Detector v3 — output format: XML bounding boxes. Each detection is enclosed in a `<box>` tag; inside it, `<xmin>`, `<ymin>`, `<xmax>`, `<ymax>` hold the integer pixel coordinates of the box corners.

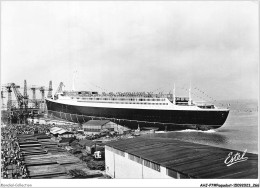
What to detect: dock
<box><xmin>15</xmin><ymin>133</ymin><xmax>102</xmax><ymax>179</ymax></box>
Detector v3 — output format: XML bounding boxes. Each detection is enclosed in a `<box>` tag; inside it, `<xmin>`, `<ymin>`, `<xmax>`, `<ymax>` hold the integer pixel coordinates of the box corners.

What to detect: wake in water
<box><xmin>176</xmin><ymin>129</ymin><xmax>216</xmax><ymax>133</ymax></box>
<box><xmin>152</xmin><ymin>99</ymin><xmax>258</xmax><ymax>153</ymax></box>
<box><xmin>155</xmin><ymin>129</ymin><xmax>216</xmax><ymax>134</ymax></box>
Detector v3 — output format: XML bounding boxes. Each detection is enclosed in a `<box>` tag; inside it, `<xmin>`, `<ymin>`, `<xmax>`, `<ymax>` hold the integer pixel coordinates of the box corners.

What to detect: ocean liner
<box><xmin>45</xmin><ymin>85</ymin><xmax>229</xmax><ymax>131</ymax></box>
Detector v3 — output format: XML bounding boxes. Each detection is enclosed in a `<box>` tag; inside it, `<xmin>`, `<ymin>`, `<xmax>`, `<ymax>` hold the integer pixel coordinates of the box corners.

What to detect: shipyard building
<box><xmin>105</xmin><ymin>137</ymin><xmax>258</xmax><ymax>179</ymax></box>
<box><xmin>82</xmin><ymin>120</ymin><xmax>130</xmax><ymax>135</ymax></box>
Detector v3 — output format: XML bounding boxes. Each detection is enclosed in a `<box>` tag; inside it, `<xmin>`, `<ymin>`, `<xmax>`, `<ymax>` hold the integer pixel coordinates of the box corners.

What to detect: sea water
<box><xmin>146</xmin><ymin>99</ymin><xmax>258</xmax><ymax>154</ymax></box>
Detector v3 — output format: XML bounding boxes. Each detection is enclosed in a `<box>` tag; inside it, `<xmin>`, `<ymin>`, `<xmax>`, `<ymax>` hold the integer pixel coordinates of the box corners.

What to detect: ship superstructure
<box><xmin>46</xmin><ymin>84</ymin><xmax>229</xmax><ymax>131</ymax></box>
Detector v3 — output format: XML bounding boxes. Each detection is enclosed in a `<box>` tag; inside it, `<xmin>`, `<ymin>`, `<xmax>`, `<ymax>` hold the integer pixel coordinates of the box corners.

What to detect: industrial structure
<box><xmin>1</xmin><ymin>80</ymin><xmax>53</xmax><ymax>124</ymax></box>
<box><xmin>105</xmin><ymin>137</ymin><xmax>258</xmax><ymax>179</ymax></box>
<box><xmin>82</xmin><ymin>120</ymin><xmax>130</xmax><ymax>135</ymax></box>
<box><xmin>47</xmin><ymin>80</ymin><xmax>53</xmax><ymax>99</ymax></box>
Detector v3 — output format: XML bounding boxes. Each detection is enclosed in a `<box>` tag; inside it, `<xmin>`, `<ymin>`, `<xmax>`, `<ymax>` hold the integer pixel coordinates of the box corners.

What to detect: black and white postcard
<box><xmin>1</xmin><ymin>1</ymin><xmax>259</xmax><ymax>187</ymax></box>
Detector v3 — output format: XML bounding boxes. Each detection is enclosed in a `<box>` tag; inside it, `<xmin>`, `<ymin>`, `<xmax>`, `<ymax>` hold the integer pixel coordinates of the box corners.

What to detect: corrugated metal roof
<box><xmin>105</xmin><ymin>137</ymin><xmax>258</xmax><ymax>179</ymax></box>
<box><xmin>82</xmin><ymin>120</ymin><xmax>110</xmax><ymax>126</ymax></box>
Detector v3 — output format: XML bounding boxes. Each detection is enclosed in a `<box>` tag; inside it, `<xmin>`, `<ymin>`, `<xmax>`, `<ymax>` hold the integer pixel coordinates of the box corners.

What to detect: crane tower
<box><xmin>23</xmin><ymin>80</ymin><xmax>28</xmax><ymax>111</ymax></box>
<box><xmin>47</xmin><ymin>81</ymin><xmax>53</xmax><ymax>98</ymax></box>
<box><xmin>30</xmin><ymin>85</ymin><xmax>37</xmax><ymax>108</ymax></box>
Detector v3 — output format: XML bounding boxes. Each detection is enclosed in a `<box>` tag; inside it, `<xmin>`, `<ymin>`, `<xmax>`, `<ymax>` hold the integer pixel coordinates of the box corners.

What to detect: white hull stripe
<box><xmin>46</xmin><ymin>98</ymin><xmax>229</xmax><ymax>112</ymax></box>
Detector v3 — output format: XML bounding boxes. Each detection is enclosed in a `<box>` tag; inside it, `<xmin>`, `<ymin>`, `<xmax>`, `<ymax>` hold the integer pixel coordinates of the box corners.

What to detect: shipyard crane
<box><xmin>4</xmin><ymin>84</ymin><xmax>13</xmax><ymax>115</ymax></box>
<box><xmin>1</xmin><ymin>89</ymin><xmax>6</xmax><ymax>108</ymax></box>
<box><xmin>1</xmin><ymin>84</ymin><xmax>14</xmax><ymax>112</ymax></box>
<box><xmin>23</xmin><ymin>80</ymin><xmax>29</xmax><ymax>111</ymax></box>
<box><xmin>9</xmin><ymin>82</ymin><xmax>40</xmax><ymax>123</ymax></box>
<box><xmin>2</xmin><ymin>81</ymin><xmax>50</xmax><ymax>124</ymax></box>
<box><xmin>2</xmin><ymin>84</ymin><xmax>13</xmax><ymax>113</ymax></box>
<box><xmin>0</xmin><ymin>89</ymin><xmax>16</xmax><ymax>110</ymax></box>
<box><xmin>1</xmin><ymin>83</ymin><xmax>21</xmax><ymax>124</ymax></box>
<box><xmin>1</xmin><ymin>87</ymin><xmax>13</xmax><ymax>124</ymax></box>
<box><xmin>28</xmin><ymin>85</ymin><xmax>48</xmax><ymax>108</ymax></box>
<box><xmin>55</xmin><ymin>82</ymin><xmax>65</xmax><ymax>95</ymax></box>
<box><xmin>39</xmin><ymin>86</ymin><xmax>49</xmax><ymax>112</ymax></box>
<box><xmin>10</xmin><ymin>83</ymin><xmax>24</xmax><ymax>109</ymax></box>
<box><xmin>54</xmin><ymin>82</ymin><xmax>65</xmax><ymax>100</ymax></box>
<box><xmin>10</xmin><ymin>83</ymin><xmax>28</xmax><ymax>123</ymax></box>
<box><xmin>30</xmin><ymin>85</ymin><xmax>39</xmax><ymax>108</ymax></box>
<box><xmin>39</xmin><ymin>86</ymin><xmax>48</xmax><ymax>100</ymax></box>
<box><xmin>11</xmin><ymin>81</ymin><xmax>50</xmax><ymax>109</ymax></box>
<box><xmin>19</xmin><ymin>83</ymin><xmax>45</xmax><ymax>109</ymax></box>
<box><xmin>47</xmin><ymin>80</ymin><xmax>53</xmax><ymax>98</ymax></box>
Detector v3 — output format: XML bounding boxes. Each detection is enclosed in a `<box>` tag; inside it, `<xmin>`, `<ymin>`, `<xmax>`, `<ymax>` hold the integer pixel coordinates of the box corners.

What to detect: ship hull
<box><xmin>45</xmin><ymin>99</ymin><xmax>229</xmax><ymax>130</ymax></box>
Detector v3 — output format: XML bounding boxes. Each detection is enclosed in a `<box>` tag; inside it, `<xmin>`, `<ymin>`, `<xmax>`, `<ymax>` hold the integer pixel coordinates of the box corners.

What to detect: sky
<box><xmin>1</xmin><ymin>1</ymin><xmax>259</xmax><ymax>101</ymax></box>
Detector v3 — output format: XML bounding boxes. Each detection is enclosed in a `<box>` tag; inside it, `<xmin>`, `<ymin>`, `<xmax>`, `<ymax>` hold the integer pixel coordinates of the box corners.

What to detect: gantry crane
<box><xmin>30</xmin><ymin>85</ymin><xmax>38</xmax><ymax>108</ymax></box>
<box><xmin>47</xmin><ymin>80</ymin><xmax>53</xmax><ymax>98</ymax></box>
<box><xmin>39</xmin><ymin>86</ymin><xmax>49</xmax><ymax>112</ymax></box>
<box><xmin>0</xmin><ymin>88</ymin><xmax>15</xmax><ymax>109</ymax></box>
<box><xmin>1</xmin><ymin>83</ymin><xmax>20</xmax><ymax>124</ymax></box>
<box><xmin>2</xmin><ymin>80</ymin><xmax>52</xmax><ymax>124</ymax></box>
<box><xmin>29</xmin><ymin>85</ymin><xmax>48</xmax><ymax>109</ymax></box>
<box><xmin>6</xmin><ymin>84</ymin><xmax>12</xmax><ymax>115</ymax></box>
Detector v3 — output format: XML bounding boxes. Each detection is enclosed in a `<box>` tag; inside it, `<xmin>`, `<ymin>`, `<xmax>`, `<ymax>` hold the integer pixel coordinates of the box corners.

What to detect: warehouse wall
<box><xmin>143</xmin><ymin>165</ymin><xmax>170</xmax><ymax>179</ymax></box>
<box><xmin>105</xmin><ymin>147</ymin><xmax>115</xmax><ymax>178</ymax></box>
<box><xmin>116</xmin><ymin>153</ymin><xmax>142</xmax><ymax>178</ymax></box>
<box><xmin>105</xmin><ymin>146</ymin><xmax>173</xmax><ymax>179</ymax></box>
<box><xmin>105</xmin><ymin>147</ymin><xmax>142</xmax><ymax>178</ymax></box>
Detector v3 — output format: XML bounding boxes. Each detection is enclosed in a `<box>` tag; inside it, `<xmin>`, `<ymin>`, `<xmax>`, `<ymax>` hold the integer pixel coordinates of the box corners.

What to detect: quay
<box><xmin>105</xmin><ymin>137</ymin><xmax>258</xmax><ymax>179</ymax></box>
<box><xmin>1</xmin><ymin>124</ymin><xmax>106</xmax><ymax>179</ymax></box>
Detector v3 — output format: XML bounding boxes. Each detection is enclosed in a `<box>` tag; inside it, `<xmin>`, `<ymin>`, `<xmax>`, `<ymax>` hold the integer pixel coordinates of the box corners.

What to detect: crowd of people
<box><xmin>1</xmin><ymin>123</ymin><xmax>58</xmax><ymax>179</ymax></box>
<box><xmin>1</xmin><ymin>124</ymin><xmax>30</xmax><ymax>179</ymax></box>
<box><xmin>1</xmin><ymin>121</ymin><xmax>87</xmax><ymax>179</ymax></box>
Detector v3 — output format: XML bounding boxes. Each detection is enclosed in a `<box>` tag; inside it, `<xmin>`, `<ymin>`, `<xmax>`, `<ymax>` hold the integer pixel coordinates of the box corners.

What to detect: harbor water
<box><xmin>146</xmin><ymin>99</ymin><xmax>258</xmax><ymax>154</ymax></box>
